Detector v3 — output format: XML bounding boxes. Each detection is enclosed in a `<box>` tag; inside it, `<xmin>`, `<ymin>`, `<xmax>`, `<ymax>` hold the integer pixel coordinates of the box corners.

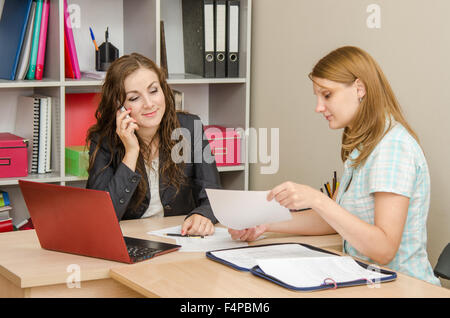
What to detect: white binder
<box><xmin>215</xmin><ymin>0</ymin><xmax>226</xmax><ymax>77</ymax></box>
<box><xmin>203</xmin><ymin>0</ymin><xmax>215</xmax><ymax>77</ymax></box>
<box><xmin>226</xmin><ymin>0</ymin><xmax>239</xmax><ymax>77</ymax></box>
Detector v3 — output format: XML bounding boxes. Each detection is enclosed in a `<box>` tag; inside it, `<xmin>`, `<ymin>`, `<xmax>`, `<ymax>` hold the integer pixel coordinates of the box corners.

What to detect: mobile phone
<box><xmin>120</xmin><ymin>106</ymin><xmax>131</xmax><ymax>119</ymax></box>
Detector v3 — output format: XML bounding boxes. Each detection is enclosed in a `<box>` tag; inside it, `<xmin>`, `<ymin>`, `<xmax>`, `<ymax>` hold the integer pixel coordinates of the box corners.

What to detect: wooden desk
<box><xmin>110</xmin><ymin>251</ymin><xmax>450</xmax><ymax>298</ymax></box>
<box><xmin>0</xmin><ymin>216</ymin><xmax>342</xmax><ymax>298</ymax></box>
<box><xmin>109</xmin><ymin>222</ymin><xmax>450</xmax><ymax>298</ymax></box>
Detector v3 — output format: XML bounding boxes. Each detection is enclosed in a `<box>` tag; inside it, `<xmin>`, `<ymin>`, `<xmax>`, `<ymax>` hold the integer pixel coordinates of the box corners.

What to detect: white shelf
<box><xmin>0</xmin><ymin>173</ymin><xmax>63</xmax><ymax>186</ymax></box>
<box><xmin>0</xmin><ymin>79</ymin><xmax>61</xmax><ymax>88</ymax></box>
<box><xmin>217</xmin><ymin>165</ymin><xmax>246</xmax><ymax>172</ymax></box>
<box><xmin>63</xmin><ymin>78</ymin><xmax>104</xmax><ymax>87</ymax></box>
<box><xmin>63</xmin><ymin>175</ymin><xmax>88</xmax><ymax>183</ymax></box>
<box><xmin>63</xmin><ymin>165</ymin><xmax>246</xmax><ymax>183</ymax></box>
<box><xmin>60</xmin><ymin>76</ymin><xmax>246</xmax><ymax>87</ymax></box>
<box><xmin>167</xmin><ymin>74</ymin><xmax>246</xmax><ymax>85</ymax></box>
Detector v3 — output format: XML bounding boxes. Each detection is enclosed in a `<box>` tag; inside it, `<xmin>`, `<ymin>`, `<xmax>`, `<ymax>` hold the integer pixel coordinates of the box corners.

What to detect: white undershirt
<box><xmin>141</xmin><ymin>158</ymin><xmax>164</xmax><ymax>218</ymax></box>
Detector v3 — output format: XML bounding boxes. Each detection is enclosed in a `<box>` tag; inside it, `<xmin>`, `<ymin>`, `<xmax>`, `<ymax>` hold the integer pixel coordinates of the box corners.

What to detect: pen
<box><xmin>326</xmin><ymin>182</ymin><xmax>332</xmax><ymax>197</ymax></box>
<box><xmin>332</xmin><ymin>171</ymin><xmax>337</xmax><ymax>195</ymax></box>
<box><xmin>324</xmin><ymin>183</ymin><xmax>331</xmax><ymax>198</ymax></box>
<box><xmin>89</xmin><ymin>27</ymin><xmax>99</xmax><ymax>51</ymax></box>
<box><xmin>290</xmin><ymin>208</ymin><xmax>312</xmax><ymax>212</ymax></box>
<box><xmin>166</xmin><ymin>233</ymin><xmax>205</xmax><ymax>238</ymax></box>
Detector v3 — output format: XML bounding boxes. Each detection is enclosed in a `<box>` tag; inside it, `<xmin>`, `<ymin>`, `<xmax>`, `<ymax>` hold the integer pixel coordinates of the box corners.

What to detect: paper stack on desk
<box><xmin>205</xmin><ymin>189</ymin><xmax>292</xmax><ymax>230</ymax></box>
<box><xmin>148</xmin><ymin>225</ymin><xmax>248</xmax><ymax>252</ymax></box>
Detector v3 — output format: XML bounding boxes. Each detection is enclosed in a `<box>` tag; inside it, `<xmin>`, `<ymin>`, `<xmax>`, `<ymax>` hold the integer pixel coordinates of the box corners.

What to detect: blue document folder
<box><xmin>206</xmin><ymin>243</ymin><xmax>397</xmax><ymax>292</ymax></box>
<box><xmin>0</xmin><ymin>0</ymin><xmax>33</xmax><ymax>80</ymax></box>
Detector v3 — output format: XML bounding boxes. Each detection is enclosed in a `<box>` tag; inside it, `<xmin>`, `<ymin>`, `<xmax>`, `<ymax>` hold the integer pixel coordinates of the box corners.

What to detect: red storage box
<box><xmin>204</xmin><ymin>126</ymin><xmax>241</xmax><ymax>166</ymax></box>
<box><xmin>0</xmin><ymin>133</ymin><xmax>28</xmax><ymax>178</ymax></box>
<box><xmin>0</xmin><ymin>218</ymin><xmax>13</xmax><ymax>233</ymax></box>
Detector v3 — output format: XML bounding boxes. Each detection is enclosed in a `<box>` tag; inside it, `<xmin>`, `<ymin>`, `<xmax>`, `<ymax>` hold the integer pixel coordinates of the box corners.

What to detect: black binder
<box><xmin>206</xmin><ymin>243</ymin><xmax>397</xmax><ymax>292</ymax></box>
<box><xmin>226</xmin><ymin>0</ymin><xmax>240</xmax><ymax>77</ymax></box>
<box><xmin>215</xmin><ymin>0</ymin><xmax>227</xmax><ymax>77</ymax></box>
<box><xmin>182</xmin><ymin>0</ymin><xmax>215</xmax><ymax>78</ymax></box>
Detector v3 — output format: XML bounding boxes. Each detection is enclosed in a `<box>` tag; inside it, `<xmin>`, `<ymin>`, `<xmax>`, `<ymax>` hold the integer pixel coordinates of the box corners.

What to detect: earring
<box><xmin>359</xmin><ymin>97</ymin><xmax>363</xmax><ymax>103</ymax></box>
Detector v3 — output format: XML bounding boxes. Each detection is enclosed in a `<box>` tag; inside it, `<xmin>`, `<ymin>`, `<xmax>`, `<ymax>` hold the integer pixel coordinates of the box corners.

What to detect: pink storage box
<box><xmin>0</xmin><ymin>133</ymin><xmax>28</xmax><ymax>178</ymax></box>
<box><xmin>204</xmin><ymin>126</ymin><xmax>241</xmax><ymax>166</ymax></box>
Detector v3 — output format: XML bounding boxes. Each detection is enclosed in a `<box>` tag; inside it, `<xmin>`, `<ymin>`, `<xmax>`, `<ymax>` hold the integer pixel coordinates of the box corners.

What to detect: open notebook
<box><xmin>206</xmin><ymin>243</ymin><xmax>397</xmax><ymax>292</ymax></box>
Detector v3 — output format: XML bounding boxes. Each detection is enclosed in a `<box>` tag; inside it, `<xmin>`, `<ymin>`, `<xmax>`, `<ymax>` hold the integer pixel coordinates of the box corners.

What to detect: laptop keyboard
<box><xmin>127</xmin><ymin>245</ymin><xmax>162</xmax><ymax>262</ymax></box>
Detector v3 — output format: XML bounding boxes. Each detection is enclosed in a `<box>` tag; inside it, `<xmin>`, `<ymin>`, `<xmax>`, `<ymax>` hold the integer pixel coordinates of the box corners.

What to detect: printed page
<box><xmin>209</xmin><ymin>244</ymin><xmax>332</xmax><ymax>270</ymax></box>
<box><xmin>205</xmin><ymin>189</ymin><xmax>292</xmax><ymax>230</ymax></box>
<box><xmin>148</xmin><ymin>225</ymin><xmax>248</xmax><ymax>252</ymax></box>
<box><xmin>256</xmin><ymin>256</ymin><xmax>391</xmax><ymax>288</ymax></box>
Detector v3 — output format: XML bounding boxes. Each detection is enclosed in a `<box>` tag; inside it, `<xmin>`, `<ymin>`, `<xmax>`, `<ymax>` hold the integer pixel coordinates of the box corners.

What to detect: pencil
<box><xmin>290</xmin><ymin>208</ymin><xmax>312</xmax><ymax>212</ymax></box>
<box><xmin>332</xmin><ymin>171</ymin><xmax>337</xmax><ymax>195</ymax></box>
<box><xmin>166</xmin><ymin>233</ymin><xmax>204</xmax><ymax>238</ymax></box>
<box><xmin>327</xmin><ymin>182</ymin><xmax>332</xmax><ymax>197</ymax></box>
<box><xmin>324</xmin><ymin>183</ymin><xmax>331</xmax><ymax>198</ymax></box>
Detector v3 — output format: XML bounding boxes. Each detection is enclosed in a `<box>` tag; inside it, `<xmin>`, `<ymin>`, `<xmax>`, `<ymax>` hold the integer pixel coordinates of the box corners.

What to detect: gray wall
<box><xmin>250</xmin><ymin>0</ymin><xmax>450</xmax><ymax>287</ymax></box>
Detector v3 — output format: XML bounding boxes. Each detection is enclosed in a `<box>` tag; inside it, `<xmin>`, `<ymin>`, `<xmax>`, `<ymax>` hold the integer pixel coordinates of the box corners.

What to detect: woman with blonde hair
<box><xmin>229</xmin><ymin>46</ymin><xmax>440</xmax><ymax>285</ymax></box>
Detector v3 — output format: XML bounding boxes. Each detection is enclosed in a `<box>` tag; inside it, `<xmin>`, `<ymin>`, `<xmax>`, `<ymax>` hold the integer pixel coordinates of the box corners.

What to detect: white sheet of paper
<box><xmin>205</xmin><ymin>189</ymin><xmax>292</xmax><ymax>230</ymax></box>
<box><xmin>209</xmin><ymin>243</ymin><xmax>332</xmax><ymax>270</ymax></box>
<box><xmin>147</xmin><ymin>225</ymin><xmax>248</xmax><ymax>252</ymax></box>
<box><xmin>256</xmin><ymin>256</ymin><xmax>390</xmax><ymax>288</ymax></box>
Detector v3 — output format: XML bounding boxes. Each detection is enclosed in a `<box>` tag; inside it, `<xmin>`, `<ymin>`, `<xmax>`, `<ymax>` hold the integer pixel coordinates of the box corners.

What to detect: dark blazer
<box><xmin>86</xmin><ymin>113</ymin><xmax>221</xmax><ymax>223</ymax></box>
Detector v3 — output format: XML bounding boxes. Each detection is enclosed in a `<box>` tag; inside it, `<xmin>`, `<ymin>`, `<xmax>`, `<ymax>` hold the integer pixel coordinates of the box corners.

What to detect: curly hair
<box><xmin>86</xmin><ymin>53</ymin><xmax>185</xmax><ymax>211</ymax></box>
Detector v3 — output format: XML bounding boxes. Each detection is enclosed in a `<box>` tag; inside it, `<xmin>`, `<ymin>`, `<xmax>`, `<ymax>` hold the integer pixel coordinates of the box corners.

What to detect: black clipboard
<box><xmin>206</xmin><ymin>243</ymin><xmax>397</xmax><ymax>292</ymax></box>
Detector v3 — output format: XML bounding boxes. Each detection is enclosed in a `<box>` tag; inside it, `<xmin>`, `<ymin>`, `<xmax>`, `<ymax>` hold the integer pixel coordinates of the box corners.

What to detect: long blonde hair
<box><xmin>309</xmin><ymin>46</ymin><xmax>419</xmax><ymax>168</ymax></box>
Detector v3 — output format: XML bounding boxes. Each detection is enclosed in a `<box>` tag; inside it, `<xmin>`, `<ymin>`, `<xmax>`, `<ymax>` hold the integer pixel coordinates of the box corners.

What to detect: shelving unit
<box><xmin>0</xmin><ymin>0</ymin><xmax>251</xmax><ymax>224</ymax></box>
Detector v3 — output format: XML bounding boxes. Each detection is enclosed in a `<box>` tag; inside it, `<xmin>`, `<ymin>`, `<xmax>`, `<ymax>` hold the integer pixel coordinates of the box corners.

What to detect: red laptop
<box><xmin>18</xmin><ymin>180</ymin><xmax>180</xmax><ymax>263</ymax></box>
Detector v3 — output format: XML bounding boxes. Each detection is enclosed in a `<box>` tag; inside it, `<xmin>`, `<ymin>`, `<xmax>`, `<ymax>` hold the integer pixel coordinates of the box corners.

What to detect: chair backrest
<box><xmin>434</xmin><ymin>243</ymin><xmax>450</xmax><ymax>280</ymax></box>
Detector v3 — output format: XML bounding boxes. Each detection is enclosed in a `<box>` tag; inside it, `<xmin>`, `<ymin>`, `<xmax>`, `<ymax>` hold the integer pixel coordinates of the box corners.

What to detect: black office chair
<box><xmin>434</xmin><ymin>243</ymin><xmax>450</xmax><ymax>280</ymax></box>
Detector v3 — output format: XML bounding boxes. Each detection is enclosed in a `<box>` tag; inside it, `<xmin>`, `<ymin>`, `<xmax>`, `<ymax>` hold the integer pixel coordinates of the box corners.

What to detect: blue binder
<box><xmin>206</xmin><ymin>243</ymin><xmax>397</xmax><ymax>292</ymax></box>
<box><xmin>0</xmin><ymin>0</ymin><xmax>33</xmax><ymax>80</ymax></box>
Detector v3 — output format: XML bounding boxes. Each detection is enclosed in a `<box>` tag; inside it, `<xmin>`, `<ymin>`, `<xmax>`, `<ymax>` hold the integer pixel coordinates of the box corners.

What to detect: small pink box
<box><xmin>204</xmin><ymin>126</ymin><xmax>241</xmax><ymax>166</ymax></box>
<box><xmin>0</xmin><ymin>133</ymin><xmax>28</xmax><ymax>178</ymax></box>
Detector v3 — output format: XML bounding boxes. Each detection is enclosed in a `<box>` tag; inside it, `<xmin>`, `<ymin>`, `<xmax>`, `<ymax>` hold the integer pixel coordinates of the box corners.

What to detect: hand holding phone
<box><xmin>120</xmin><ymin>106</ymin><xmax>131</xmax><ymax>119</ymax></box>
<box><xmin>118</xmin><ymin>106</ymin><xmax>136</xmax><ymax>131</ymax></box>
<box><xmin>117</xmin><ymin>105</ymin><xmax>139</xmax><ymax>165</ymax></box>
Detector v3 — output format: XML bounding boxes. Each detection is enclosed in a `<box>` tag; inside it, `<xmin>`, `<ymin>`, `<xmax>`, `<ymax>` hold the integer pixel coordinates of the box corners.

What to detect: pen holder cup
<box><xmin>95</xmin><ymin>42</ymin><xmax>119</xmax><ymax>72</ymax></box>
<box><xmin>95</xmin><ymin>50</ymin><xmax>101</xmax><ymax>71</ymax></box>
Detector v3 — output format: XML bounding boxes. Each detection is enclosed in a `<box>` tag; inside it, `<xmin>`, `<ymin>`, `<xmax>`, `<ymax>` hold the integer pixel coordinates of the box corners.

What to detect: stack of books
<box><xmin>0</xmin><ymin>191</ymin><xmax>13</xmax><ymax>233</ymax></box>
<box><xmin>0</xmin><ymin>0</ymin><xmax>51</xmax><ymax>81</ymax></box>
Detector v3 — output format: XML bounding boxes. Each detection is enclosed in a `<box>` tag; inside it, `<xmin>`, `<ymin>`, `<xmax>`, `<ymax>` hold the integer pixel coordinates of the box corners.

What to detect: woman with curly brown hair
<box><xmin>86</xmin><ymin>53</ymin><xmax>221</xmax><ymax>236</ymax></box>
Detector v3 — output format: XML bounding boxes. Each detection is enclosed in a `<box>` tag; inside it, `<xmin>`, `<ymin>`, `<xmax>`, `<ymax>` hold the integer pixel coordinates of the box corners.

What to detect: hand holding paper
<box><xmin>268</xmin><ymin>181</ymin><xmax>322</xmax><ymax>211</ymax></box>
<box><xmin>205</xmin><ymin>189</ymin><xmax>292</xmax><ymax>230</ymax></box>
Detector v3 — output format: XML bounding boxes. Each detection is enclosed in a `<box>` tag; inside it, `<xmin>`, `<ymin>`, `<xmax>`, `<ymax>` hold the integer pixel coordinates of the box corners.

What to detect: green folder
<box><xmin>25</xmin><ymin>0</ymin><xmax>43</xmax><ymax>80</ymax></box>
<box><xmin>65</xmin><ymin>146</ymin><xmax>89</xmax><ymax>177</ymax></box>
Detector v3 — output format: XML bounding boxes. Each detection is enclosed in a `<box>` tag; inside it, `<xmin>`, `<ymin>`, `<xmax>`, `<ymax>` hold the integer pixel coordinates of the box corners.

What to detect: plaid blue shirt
<box><xmin>336</xmin><ymin>122</ymin><xmax>440</xmax><ymax>285</ymax></box>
